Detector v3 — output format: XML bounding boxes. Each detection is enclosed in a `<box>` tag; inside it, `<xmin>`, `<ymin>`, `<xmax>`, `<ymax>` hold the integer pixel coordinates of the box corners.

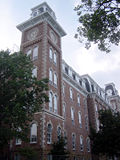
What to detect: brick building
<box><xmin>13</xmin><ymin>2</ymin><xmax>120</xmax><ymax>160</ymax></box>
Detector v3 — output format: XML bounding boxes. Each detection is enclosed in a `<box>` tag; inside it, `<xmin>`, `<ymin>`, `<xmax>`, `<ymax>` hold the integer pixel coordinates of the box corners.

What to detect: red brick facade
<box><xmin>12</xmin><ymin>2</ymin><xmax>120</xmax><ymax>160</ymax></box>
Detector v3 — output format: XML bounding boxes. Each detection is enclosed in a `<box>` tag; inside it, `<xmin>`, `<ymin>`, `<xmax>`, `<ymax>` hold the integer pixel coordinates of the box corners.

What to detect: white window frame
<box><xmin>54</xmin><ymin>94</ymin><xmax>58</xmax><ymax>114</ymax></box>
<box><xmin>72</xmin><ymin>133</ymin><xmax>76</xmax><ymax>150</ymax></box>
<box><xmin>70</xmin><ymin>88</ymin><xmax>73</xmax><ymax>100</ymax></box>
<box><xmin>80</xmin><ymin>135</ymin><xmax>84</xmax><ymax>151</ymax></box>
<box><xmin>77</xmin><ymin>94</ymin><xmax>80</xmax><ymax>106</ymax></box>
<box><xmin>49</xmin><ymin>69</ymin><xmax>53</xmax><ymax>82</ymax></box>
<box><xmin>53</xmin><ymin>51</ymin><xmax>57</xmax><ymax>64</ymax></box>
<box><xmin>33</xmin><ymin>46</ymin><xmax>38</xmax><ymax>60</ymax></box>
<box><xmin>32</xmin><ymin>66</ymin><xmax>37</xmax><ymax>78</ymax></box>
<box><xmin>86</xmin><ymin>137</ymin><xmax>90</xmax><ymax>152</ymax></box>
<box><xmin>49</xmin><ymin>48</ymin><xmax>53</xmax><ymax>59</ymax></box>
<box><xmin>47</xmin><ymin>123</ymin><xmax>52</xmax><ymax>144</ymax></box>
<box><xmin>78</xmin><ymin>112</ymin><xmax>82</xmax><ymax>128</ymax></box>
<box><xmin>49</xmin><ymin>91</ymin><xmax>53</xmax><ymax>112</ymax></box>
<box><xmin>71</xmin><ymin>107</ymin><xmax>74</xmax><ymax>124</ymax></box>
<box><xmin>30</xmin><ymin>123</ymin><xmax>37</xmax><ymax>143</ymax></box>
<box><xmin>54</xmin><ymin>73</ymin><xmax>57</xmax><ymax>86</ymax></box>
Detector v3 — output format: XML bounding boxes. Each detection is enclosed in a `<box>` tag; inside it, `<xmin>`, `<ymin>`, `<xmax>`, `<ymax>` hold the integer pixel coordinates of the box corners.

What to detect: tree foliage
<box><xmin>0</xmin><ymin>50</ymin><xmax>49</xmax><ymax>148</ymax></box>
<box><xmin>18</xmin><ymin>147</ymin><xmax>38</xmax><ymax>160</ymax></box>
<box><xmin>50</xmin><ymin>137</ymin><xmax>69</xmax><ymax>160</ymax></box>
<box><xmin>90</xmin><ymin>109</ymin><xmax>120</xmax><ymax>159</ymax></box>
<box><xmin>74</xmin><ymin>0</ymin><xmax>120</xmax><ymax>53</ymax></box>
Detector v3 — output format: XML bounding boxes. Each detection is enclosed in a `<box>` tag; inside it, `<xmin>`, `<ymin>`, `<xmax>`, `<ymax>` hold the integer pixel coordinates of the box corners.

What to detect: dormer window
<box><xmin>72</xmin><ymin>73</ymin><xmax>76</xmax><ymax>80</ymax></box>
<box><xmin>65</xmin><ymin>67</ymin><xmax>68</xmax><ymax>75</ymax></box>
<box><xmin>32</xmin><ymin>11</ymin><xmax>38</xmax><ymax>17</ymax></box>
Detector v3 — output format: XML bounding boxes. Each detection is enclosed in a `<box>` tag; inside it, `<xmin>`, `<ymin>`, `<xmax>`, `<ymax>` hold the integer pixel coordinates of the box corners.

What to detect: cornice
<box><xmin>17</xmin><ymin>12</ymin><xmax>66</xmax><ymax>37</ymax></box>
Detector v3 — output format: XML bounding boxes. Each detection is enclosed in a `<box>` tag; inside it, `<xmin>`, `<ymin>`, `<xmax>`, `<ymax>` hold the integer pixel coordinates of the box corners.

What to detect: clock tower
<box><xmin>17</xmin><ymin>2</ymin><xmax>66</xmax><ymax>153</ymax></box>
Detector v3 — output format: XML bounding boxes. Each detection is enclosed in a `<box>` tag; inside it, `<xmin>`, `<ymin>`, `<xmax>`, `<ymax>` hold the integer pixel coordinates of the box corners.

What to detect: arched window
<box><xmin>49</xmin><ymin>69</ymin><xmax>53</xmax><ymax>82</ymax></box>
<box><xmin>78</xmin><ymin>112</ymin><xmax>82</xmax><ymax>128</ymax></box>
<box><xmin>47</xmin><ymin>124</ymin><xmax>52</xmax><ymax>144</ymax></box>
<box><xmin>57</xmin><ymin>127</ymin><xmax>61</xmax><ymax>140</ymax></box>
<box><xmin>49</xmin><ymin>48</ymin><xmax>53</xmax><ymax>59</ymax></box>
<box><xmin>72</xmin><ymin>133</ymin><xmax>76</xmax><ymax>150</ymax></box>
<box><xmin>85</xmin><ymin>116</ymin><xmax>88</xmax><ymax>130</ymax></box>
<box><xmin>63</xmin><ymin>83</ymin><xmax>65</xmax><ymax>95</ymax></box>
<box><xmin>32</xmin><ymin>66</ymin><xmax>37</xmax><ymax>77</ymax></box>
<box><xmin>86</xmin><ymin>137</ymin><xmax>90</xmax><ymax>152</ymax></box>
<box><xmin>16</xmin><ymin>128</ymin><xmax>22</xmax><ymax>145</ymax></box>
<box><xmin>49</xmin><ymin>92</ymin><xmax>53</xmax><ymax>112</ymax></box>
<box><xmin>54</xmin><ymin>73</ymin><xmax>57</xmax><ymax>86</ymax></box>
<box><xmin>53</xmin><ymin>52</ymin><xmax>57</xmax><ymax>64</ymax></box>
<box><xmin>54</xmin><ymin>95</ymin><xmax>57</xmax><ymax>114</ymax></box>
<box><xmin>30</xmin><ymin>123</ymin><xmax>37</xmax><ymax>143</ymax></box>
<box><xmin>71</xmin><ymin>107</ymin><xmax>74</xmax><ymax>124</ymax></box>
<box><xmin>33</xmin><ymin>46</ymin><xmax>38</xmax><ymax>60</ymax></box>
<box><xmin>63</xmin><ymin>103</ymin><xmax>66</xmax><ymax>118</ymax></box>
<box><xmin>70</xmin><ymin>88</ymin><xmax>73</xmax><ymax>100</ymax></box>
<box><xmin>80</xmin><ymin>135</ymin><xmax>84</xmax><ymax>151</ymax></box>
<box><xmin>77</xmin><ymin>94</ymin><xmax>80</xmax><ymax>105</ymax></box>
<box><xmin>26</xmin><ymin>49</ymin><xmax>32</xmax><ymax>57</ymax></box>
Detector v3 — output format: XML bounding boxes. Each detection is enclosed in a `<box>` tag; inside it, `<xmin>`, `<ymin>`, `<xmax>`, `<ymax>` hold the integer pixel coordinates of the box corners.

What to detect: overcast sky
<box><xmin>0</xmin><ymin>0</ymin><xmax>120</xmax><ymax>93</ymax></box>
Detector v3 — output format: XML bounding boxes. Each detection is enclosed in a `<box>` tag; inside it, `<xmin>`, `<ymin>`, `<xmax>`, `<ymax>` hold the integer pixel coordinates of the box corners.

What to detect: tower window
<box><xmin>54</xmin><ymin>73</ymin><xmax>57</xmax><ymax>86</ymax></box>
<box><xmin>49</xmin><ymin>92</ymin><xmax>53</xmax><ymax>112</ymax></box>
<box><xmin>49</xmin><ymin>69</ymin><xmax>53</xmax><ymax>82</ymax></box>
<box><xmin>54</xmin><ymin>95</ymin><xmax>57</xmax><ymax>114</ymax></box>
<box><xmin>30</xmin><ymin>123</ymin><xmax>37</xmax><ymax>143</ymax></box>
<box><xmin>33</xmin><ymin>46</ymin><xmax>38</xmax><ymax>60</ymax></box>
<box><xmin>49</xmin><ymin>48</ymin><xmax>53</xmax><ymax>59</ymax></box>
<box><xmin>53</xmin><ymin>52</ymin><xmax>57</xmax><ymax>64</ymax></box>
<box><xmin>32</xmin><ymin>66</ymin><xmax>37</xmax><ymax>77</ymax></box>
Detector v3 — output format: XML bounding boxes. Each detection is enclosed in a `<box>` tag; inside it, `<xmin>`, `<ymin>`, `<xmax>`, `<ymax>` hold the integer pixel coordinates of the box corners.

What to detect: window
<box><xmin>77</xmin><ymin>95</ymin><xmax>80</xmax><ymax>106</ymax></box>
<box><xmin>49</xmin><ymin>48</ymin><xmax>53</xmax><ymax>59</ymax></box>
<box><xmin>49</xmin><ymin>69</ymin><xmax>53</xmax><ymax>82</ymax></box>
<box><xmin>78</xmin><ymin>112</ymin><xmax>82</xmax><ymax>128</ymax></box>
<box><xmin>86</xmin><ymin>137</ymin><xmax>90</xmax><ymax>152</ymax></box>
<box><xmin>63</xmin><ymin>83</ymin><xmax>65</xmax><ymax>95</ymax></box>
<box><xmin>54</xmin><ymin>73</ymin><xmax>57</xmax><ymax>86</ymax></box>
<box><xmin>30</xmin><ymin>123</ymin><xmax>37</xmax><ymax>143</ymax></box>
<box><xmin>26</xmin><ymin>49</ymin><xmax>32</xmax><ymax>58</ymax></box>
<box><xmin>63</xmin><ymin>103</ymin><xmax>66</xmax><ymax>118</ymax></box>
<box><xmin>80</xmin><ymin>135</ymin><xmax>84</xmax><ymax>151</ymax></box>
<box><xmin>71</xmin><ymin>108</ymin><xmax>74</xmax><ymax>124</ymax></box>
<box><xmin>95</xmin><ymin>103</ymin><xmax>98</xmax><ymax>112</ymax></box>
<box><xmin>85</xmin><ymin>116</ymin><xmax>88</xmax><ymax>130</ymax></box>
<box><xmin>33</xmin><ymin>46</ymin><xmax>38</xmax><ymax>60</ymax></box>
<box><xmin>72</xmin><ymin>73</ymin><xmax>76</xmax><ymax>80</ymax></box>
<box><xmin>96</xmin><ymin>119</ymin><xmax>100</xmax><ymax>131</ymax></box>
<box><xmin>72</xmin><ymin>133</ymin><xmax>76</xmax><ymax>150</ymax></box>
<box><xmin>32</xmin><ymin>66</ymin><xmax>37</xmax><ymax>77</ymax></box>
<box><xmin>14</xmin><ymin>154</ymin><xmax>20</xmax><ymax>160</ymax></box>
<box><xmin>16</xmin><ymin>128</ymin><xmax>22</xmax><ymax>145</ymax></box>
<box><xmin>47</xmin><ymin>124</ymin><xmax>52</xmax><ymax>144</ymax></box>
<box><xmin>49</xmin><ymin>92</ymin><xmax>53</xmax><ymax>112</ymax></box>
<box><xmin>16</xmin><ymin>138</ymin><xmax>22</xmax><ymax>145</ymax></box>
<box><xmin>57</xmin><ymin>127</ymin><xmax>61</xmax><ymax>140</ymax></box>
<box><xmin>53</xmin><ymin>52</ymin><xmax>57</xmax><ymax>64</ymax></box>
<box><xmin>54</xmin><ymin>95</ymin><xmax>57</xmax><ymax>114</ymax></box>
<box><xmin>65</xmin><ymin>67</ymin><xmax>69</xmax><ymax>75</ymax></box>
<box><xmin>70</xmin><ymin>88</ymin><xmax>73</xmax><ymax>100</ymax></box>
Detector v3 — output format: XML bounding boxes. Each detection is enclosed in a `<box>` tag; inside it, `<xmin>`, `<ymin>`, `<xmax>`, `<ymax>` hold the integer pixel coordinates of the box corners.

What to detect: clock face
<box><xmin>27</xmin><ymin>28</ymin><xmax>39</xmax><ymax>41</ymax></box>
<box><xmin>107</xmin><ymin>89</ymin><xmax>112</xmax><ymax>96</ymax></box>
